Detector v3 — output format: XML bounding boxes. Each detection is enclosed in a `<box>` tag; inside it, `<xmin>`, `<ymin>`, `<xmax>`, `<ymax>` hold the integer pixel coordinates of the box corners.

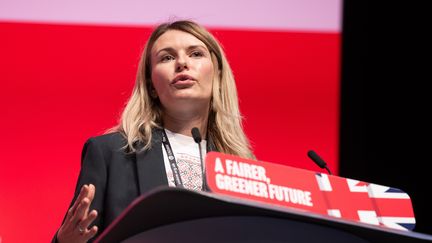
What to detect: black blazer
<box><xmin>54</xmin><ymin>128</ymin><xmax>216</xmax><ymax>242</ymax></box>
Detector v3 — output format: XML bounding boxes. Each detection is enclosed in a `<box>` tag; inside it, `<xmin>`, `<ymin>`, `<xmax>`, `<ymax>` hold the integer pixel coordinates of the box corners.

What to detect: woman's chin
<box><xmin>171</xmin><ymin>90</ymin><xmax>210</xmax><ymax>100</ymax></box>
<box><xmin>163</xmin><ymin>95</ymin><xmax>210</xmax><ymax>110</ymax></box>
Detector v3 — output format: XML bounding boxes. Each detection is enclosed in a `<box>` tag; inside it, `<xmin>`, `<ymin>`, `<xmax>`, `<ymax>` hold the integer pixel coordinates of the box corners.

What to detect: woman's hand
<box><xmin>57</xmin><ymin>184</ymin><xmax>98</xmax><ymax>243</ymax></box>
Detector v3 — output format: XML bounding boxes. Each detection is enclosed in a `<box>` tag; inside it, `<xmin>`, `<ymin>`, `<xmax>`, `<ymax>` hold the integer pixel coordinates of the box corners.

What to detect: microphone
<box><xmin>307</xmin><ymin>150</ymin><xmax>332</xmax><ymax>175</ymax></box>
<box><xmin>191</xmin><ymin>127</ymin><xmax>207</xmax><ymax>191</ymax></box>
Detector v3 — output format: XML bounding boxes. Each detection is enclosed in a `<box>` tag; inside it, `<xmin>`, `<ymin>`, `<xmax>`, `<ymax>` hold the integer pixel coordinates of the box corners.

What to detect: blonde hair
<box><xmin>110</xmin><ymin>20</ymin><xmax>254</xmax><ymax>159</ymax></box>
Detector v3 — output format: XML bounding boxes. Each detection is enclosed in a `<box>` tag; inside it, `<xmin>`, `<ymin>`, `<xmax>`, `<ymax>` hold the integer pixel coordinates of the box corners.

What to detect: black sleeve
<box><xmin>52</xmin><ymin>137</ymin><xmax>108</xmax><ymax>242</ymax></box>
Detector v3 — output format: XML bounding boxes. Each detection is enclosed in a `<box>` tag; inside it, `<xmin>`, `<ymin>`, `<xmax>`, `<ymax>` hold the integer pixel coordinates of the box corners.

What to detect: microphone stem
<box><xmin>197</xmin><ymin>142</ymin><xmax>206</xmax><ymax>191</ymax></box>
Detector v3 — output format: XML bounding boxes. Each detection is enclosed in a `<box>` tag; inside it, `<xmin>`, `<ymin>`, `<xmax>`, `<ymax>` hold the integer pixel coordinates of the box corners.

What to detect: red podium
<box><xmin>205</xmin><ymin>152</ymin><xmax>416</xmax><ymax>231</ymax></box>
<box><xmin>94</xmin><ymin>152</ymin><xmax>432</xmax><ymax>243</ymax></box>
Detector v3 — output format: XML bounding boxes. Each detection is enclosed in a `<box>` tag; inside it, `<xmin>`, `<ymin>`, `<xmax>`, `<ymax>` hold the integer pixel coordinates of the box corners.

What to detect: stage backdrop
<box><xmin>0</xmin><ymin>1</ymin><xmax>342</xmax><ymax>242</ymax></box>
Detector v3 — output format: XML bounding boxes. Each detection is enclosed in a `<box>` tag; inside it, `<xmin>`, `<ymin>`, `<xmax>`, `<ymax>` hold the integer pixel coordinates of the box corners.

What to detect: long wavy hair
<box><xmin>110</xmin><ymin>20</ymin><xmax>254</xmax><ymax>159</ymax></box>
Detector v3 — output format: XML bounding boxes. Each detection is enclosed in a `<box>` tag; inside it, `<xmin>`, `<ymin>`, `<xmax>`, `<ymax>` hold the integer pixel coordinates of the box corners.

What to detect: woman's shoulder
<box><xmin>85</xmin><ymin>132</ymin><xmax>127</xmax><ymax>151</ymax></box>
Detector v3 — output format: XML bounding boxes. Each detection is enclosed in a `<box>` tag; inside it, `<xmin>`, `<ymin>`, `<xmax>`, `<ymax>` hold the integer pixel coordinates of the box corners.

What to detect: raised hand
<box><xmin>57</xmin><ymin>184</ymin><xmax>98</xmax><ymax>243</ymax></box>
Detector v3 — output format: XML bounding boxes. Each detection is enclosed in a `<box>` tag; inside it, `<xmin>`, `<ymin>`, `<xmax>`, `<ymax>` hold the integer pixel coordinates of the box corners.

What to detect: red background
<box><xmin>0</xmin><ymin>22</ymin><xmax>340</xmax><ymax>242</ymax></box>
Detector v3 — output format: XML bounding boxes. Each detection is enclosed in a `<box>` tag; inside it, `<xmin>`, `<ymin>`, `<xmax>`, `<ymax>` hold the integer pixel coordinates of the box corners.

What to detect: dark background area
<box><xmin>340</xmin><ymin>1</ymin><xmax>431</xmax><ymax>235</ymax></box>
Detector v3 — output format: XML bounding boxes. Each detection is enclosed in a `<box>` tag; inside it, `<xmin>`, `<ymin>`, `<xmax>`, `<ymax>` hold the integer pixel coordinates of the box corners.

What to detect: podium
<box><xmin>94</xmin><ymin>187</ymin><xmax>432</xmax><ymax>243</ymax></box>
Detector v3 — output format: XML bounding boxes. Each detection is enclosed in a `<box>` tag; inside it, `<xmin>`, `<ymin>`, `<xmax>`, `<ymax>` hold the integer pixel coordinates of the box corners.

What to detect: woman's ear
<box><xmin>150</xmin><ymin>88</ymin><xmax>158</xmax><ymax>99</ymax></box>
<box><xmin>148</xmin><ymin>81</ymin><xmax>158</xmax><ymax>99</ymax></box>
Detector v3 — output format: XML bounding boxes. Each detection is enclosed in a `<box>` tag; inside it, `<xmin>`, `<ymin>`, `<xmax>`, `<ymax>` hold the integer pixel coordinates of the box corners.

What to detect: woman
<box><xmin>54</xmin><ymin>20</ymin><xmax>254</xmax><ymax>243</ymax></box>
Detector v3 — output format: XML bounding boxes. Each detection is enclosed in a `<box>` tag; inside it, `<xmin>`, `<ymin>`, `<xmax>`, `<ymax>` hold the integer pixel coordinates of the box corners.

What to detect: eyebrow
<box><xmin>155</xmin><ymin>45</ymin><xmax>208</xmax><ymax>56</ymax></box>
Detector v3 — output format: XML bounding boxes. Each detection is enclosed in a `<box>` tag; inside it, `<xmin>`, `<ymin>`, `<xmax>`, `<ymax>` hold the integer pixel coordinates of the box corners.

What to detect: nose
<box><xmin>175</xmin><ymin>55</ymin><xmax>189</xmax><ymax>72</ymax></box>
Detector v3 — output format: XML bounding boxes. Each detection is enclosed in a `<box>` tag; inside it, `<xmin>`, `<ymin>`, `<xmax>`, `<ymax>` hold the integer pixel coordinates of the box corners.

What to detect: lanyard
<box><xmin>161</xmin><ymin>129</ymin><xmax>184</xmax><ymax>188</ymax></box>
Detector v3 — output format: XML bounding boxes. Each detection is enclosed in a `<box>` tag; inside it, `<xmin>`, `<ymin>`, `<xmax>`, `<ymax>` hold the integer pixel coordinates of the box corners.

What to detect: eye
<box><xmin>160</xmin><ymin>55</ymin><xmax>175</xmax><ymax>62</ymax></box>
<box><xmin>190</xmin><ymin>50</ymin><xmax>204</xmax><ymax>58</ymax></box>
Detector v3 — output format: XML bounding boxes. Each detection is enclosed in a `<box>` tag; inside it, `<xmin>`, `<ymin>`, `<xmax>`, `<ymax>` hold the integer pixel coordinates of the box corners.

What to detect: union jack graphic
<box><xmin>315</xmin><ymin>173</ymin><xmax>415</xmax><ymax>231</ymax></box>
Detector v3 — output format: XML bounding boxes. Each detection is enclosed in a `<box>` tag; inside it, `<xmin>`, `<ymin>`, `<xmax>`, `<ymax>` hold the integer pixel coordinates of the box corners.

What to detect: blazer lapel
<box><xmin>135</xmin><ymin>128</ymin><xmax>168</xmax><ymax>195</ymax></box>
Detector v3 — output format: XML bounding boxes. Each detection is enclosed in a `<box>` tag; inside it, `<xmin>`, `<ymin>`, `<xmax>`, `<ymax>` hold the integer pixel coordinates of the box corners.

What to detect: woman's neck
<box><xmin>162</xmin><ymin>109</ymin><xmax>208</xmax><ymax>139</ymax></box>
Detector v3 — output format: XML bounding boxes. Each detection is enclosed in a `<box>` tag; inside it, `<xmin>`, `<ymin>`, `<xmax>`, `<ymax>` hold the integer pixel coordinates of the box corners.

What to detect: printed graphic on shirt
<box><xmin>163</xmin><ymin>128</ymin><xmax>206</xmax><ymax>190</ymax></box>
<box><xmin>177</xmin><ymin>153</ymin><xmax>203</xmax><ymax>191</ymax></box>
<box><xmin>166</xmin><ymin>152</ymin><xmax>203</xmax><ymax>191</ymax></box>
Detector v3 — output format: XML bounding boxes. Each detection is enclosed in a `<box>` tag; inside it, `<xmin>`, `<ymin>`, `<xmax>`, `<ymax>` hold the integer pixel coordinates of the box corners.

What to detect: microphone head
<box><xmin>307</xmin><ymin>150</ymin><xmax>327</xmax><ymax>168</ymax></box>
<box><xmin>191</xmin><ymin>127</ymin><xmax>202</xmax><ymax>143</ymax></box>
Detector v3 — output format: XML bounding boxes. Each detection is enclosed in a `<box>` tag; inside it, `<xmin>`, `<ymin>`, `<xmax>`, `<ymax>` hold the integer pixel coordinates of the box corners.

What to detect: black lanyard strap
<box><xmin>161</xmin><ymin>129</ymin><xmax>184</xmax><ymax>188</ymax></box>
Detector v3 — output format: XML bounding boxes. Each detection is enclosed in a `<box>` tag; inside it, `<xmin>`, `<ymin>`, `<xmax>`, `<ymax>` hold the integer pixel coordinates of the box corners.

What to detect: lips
<box><xmin>172</xmin><ymin>74</ymin><xmax>195</xmax><ymax>84</ymax></box>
